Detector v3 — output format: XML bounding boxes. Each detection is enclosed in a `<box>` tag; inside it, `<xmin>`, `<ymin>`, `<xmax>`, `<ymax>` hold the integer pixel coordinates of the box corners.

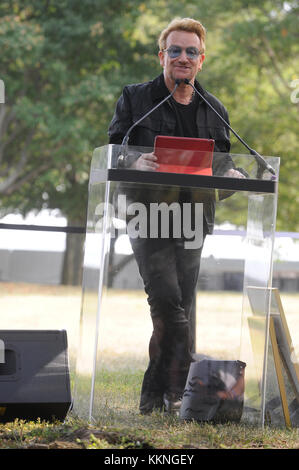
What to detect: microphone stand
<box><xmin>184</xmin><ymin>79</ymin><xmax>276</xmax><ymax>178</ymax></box>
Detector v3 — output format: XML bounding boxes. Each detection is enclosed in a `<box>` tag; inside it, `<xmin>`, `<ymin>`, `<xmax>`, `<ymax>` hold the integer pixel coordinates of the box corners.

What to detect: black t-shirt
<box><xmin>170</xmin><ymin>93</ymin><xmax>200</xmax><ymax>138</ymax></box>
<box><xmin>170</xmin><ymin>94</ymin><xmax>202</xmax><ymax>204</ymax></box>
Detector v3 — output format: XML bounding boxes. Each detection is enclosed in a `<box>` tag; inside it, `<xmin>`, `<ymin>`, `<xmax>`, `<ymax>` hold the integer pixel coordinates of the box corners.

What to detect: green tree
<box><xmin>200</xmin><ymin>0</ymin><xmax>299</xmax><ymax>230</ymax></box>
<box><xmin>0</xmin><ymin>0</ymin><xmax>161</xmax><ymax>283</ymax></box>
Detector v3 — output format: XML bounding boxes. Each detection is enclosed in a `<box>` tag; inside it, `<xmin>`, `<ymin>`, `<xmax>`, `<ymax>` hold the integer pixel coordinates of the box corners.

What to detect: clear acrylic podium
<box><xmin>72</xmin><ymin>144</ymin><xmax>280</xmax><ymax>427</ymax></box>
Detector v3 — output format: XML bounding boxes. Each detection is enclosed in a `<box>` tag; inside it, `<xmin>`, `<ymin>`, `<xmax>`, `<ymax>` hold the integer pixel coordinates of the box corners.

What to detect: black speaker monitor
<box><xmin>0</xmin><ymin>330</ymin><xmax>72</xmax><ymax>423</ymax></box>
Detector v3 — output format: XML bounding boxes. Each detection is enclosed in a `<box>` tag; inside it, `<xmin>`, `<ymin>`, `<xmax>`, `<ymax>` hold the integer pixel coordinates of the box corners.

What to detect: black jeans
<box><xmin>130</xmin><ymin>233</ymin><xmax>206</xmax><ymax>413</ymax></box>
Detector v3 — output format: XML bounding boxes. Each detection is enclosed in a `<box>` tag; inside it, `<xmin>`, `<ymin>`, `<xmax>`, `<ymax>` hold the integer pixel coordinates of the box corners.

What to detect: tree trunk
<box><xmin>61</xmin><ymin>229</ymin><xmax>85</xmax><ymax>286</ymax></box>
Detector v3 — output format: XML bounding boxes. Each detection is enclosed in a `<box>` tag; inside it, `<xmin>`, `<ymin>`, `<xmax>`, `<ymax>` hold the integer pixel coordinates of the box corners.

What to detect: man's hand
<box><xmin>132</xmin><ymin>152</ymin><xmax>159</xmax><ymax>171</ymax></box>
<box><xmin>224</xmin><ymin>168</ymin><xmax>246</xmax><ymax>179</ymax></box>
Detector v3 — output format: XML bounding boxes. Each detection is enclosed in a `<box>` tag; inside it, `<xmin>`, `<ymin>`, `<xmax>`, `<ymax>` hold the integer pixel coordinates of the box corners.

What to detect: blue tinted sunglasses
<box><xmin>163</xmin><ymin>45</ymin><xmax>201</xmax><ymax>60</ymax></box>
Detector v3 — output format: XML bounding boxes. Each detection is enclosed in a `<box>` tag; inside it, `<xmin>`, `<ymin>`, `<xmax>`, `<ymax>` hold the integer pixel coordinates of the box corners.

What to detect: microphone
<box><xmin>183</xmin><ymin>78</ymin><xmax>276</xmax><ymax>177</ymax></box>
<box><xmin>121</xmin><ymin>79</ymin><xmax>183</xmax><ymax>147</ymax></box>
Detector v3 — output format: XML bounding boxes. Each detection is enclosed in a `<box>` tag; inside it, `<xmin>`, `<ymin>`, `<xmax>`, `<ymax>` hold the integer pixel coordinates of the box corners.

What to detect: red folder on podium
<box><xmin>154</xmin><ymin>135</ymin><xmax>214</xmax><ymax>175</ymax></box>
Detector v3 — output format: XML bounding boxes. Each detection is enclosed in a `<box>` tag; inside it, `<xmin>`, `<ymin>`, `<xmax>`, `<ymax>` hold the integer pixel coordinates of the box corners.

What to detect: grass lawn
<box><xmin>0</xmin><ymin>282</ymin><xmax>298</xmax><ymax>449</ymax></box>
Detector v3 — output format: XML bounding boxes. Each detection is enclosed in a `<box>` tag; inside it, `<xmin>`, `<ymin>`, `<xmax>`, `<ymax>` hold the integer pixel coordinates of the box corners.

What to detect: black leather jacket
<box><xmin>108</xmin><ymin>74</ymin><xmax>234</xmax><ymax>234</ymax></box>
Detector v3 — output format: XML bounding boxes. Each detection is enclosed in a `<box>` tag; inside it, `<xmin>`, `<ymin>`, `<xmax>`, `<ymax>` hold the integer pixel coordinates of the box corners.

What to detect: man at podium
<box><xmin>108</xmin><ymin>17</ymin><xmax>244</xmax><ymax>415</ymax></box>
